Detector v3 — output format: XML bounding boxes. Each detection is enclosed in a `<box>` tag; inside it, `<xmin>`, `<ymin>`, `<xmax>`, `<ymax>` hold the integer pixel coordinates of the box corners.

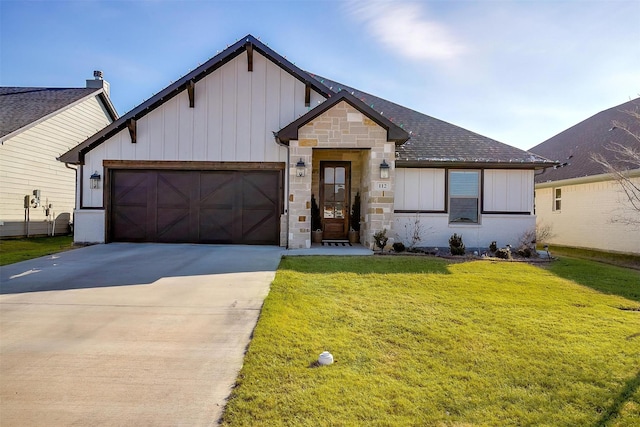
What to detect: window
<box><xmin>449</xmin><ymin>170</ymin><xmax>479</xmax><ymax>223</ymax></box>
<box><xmin>553</xmin><ymin>188</ymin><xmax>561</xmax><ymax>211</ymax></box>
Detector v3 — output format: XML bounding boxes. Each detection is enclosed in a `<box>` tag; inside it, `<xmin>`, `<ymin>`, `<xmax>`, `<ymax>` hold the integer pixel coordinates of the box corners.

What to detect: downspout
<box><xmin>65</xmin><ymin>162</ymin><xmax>78</xmax><ymax>234</ymax></box>
<box><xmin>274</xmin><ymin>132</ymin><xmax>290</xmax><ymax>249</ymax></box>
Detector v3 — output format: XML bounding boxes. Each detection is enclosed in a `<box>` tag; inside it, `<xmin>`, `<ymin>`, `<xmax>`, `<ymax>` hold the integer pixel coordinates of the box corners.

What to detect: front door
<box><xmin>320</xmin><ymin>161</ymin><xmax>350</xmax><ymax>240</ymax></box>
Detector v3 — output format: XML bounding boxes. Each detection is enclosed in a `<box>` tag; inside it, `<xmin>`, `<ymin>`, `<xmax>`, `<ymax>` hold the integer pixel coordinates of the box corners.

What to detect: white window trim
<box><xmin>448</xmin><ymin>170</ymin><xmax>481</xmax><ymax>224</ymax></box>
<box><xmin>553</xmin><ymin>187</ymin><xmax>562</xmax><ymax>212</ymax></box>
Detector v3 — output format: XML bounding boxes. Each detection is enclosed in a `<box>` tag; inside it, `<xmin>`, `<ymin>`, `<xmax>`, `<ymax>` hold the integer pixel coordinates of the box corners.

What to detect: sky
<box><xmin>1</xmin><ymin>0</ymin><xmax>639</xmax><ymax>151</ymax></box>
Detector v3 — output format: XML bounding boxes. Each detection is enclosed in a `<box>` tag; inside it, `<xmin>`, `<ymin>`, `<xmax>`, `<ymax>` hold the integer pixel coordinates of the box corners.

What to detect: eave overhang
<box><xmin>59</xmin><ymin>34</ymin><xmax>332</xmax><ymax>165</ymax></box>
<box><xmin>535</xmin><ymin>167</ymin><xmax>640</xmax><ymax>188</ymax></box>
<box><xmin>275</xmin><ymin>90</ymin><xmax>410</xmax><ymax>146</ymax></box>
<box><xmin>396</xmin><ymin>159</ymin><xmax>558</xmax><ymax>169</ymax></box>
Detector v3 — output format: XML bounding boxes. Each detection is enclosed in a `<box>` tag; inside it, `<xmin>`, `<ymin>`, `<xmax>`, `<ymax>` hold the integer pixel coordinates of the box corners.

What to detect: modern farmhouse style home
<box><xmin>60</xmin><ymin>35</ymin><xmax>553</xmax><ymax>249</ymax></box>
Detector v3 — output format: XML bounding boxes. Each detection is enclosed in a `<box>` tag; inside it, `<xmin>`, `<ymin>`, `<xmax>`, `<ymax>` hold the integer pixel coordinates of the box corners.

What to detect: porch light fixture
<box><xmin>89</xmin><ymin>171</ymin><xmax>101</xmax><ymax>189</ymax></box>
<box><xmin>379</xmin><ymin>159</ymin><xmax>390</xmax><ymax>179</ymax></box>
<box><xmin>295</xmin><ymin>158</ymin><xmax>306</xmax><ymax>177</ymax></box>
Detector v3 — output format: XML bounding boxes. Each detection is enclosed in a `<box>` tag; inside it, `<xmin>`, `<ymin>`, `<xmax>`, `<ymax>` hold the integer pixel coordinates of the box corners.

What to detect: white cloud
<box><xmin>344</xmin><ymin>0</ymin><xmax>467</xmax><ymax>62</ymax></box>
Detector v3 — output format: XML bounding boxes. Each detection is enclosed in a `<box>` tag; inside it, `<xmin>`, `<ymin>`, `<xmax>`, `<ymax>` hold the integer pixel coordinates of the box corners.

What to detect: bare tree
<box><xmin>591</xmin><ymin>106</ymin><xmax>640</xmax><ymax>227</ymax></box>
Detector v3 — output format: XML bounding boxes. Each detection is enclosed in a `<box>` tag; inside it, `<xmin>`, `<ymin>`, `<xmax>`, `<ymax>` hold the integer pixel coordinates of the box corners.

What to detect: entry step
<box><xmin>321</xmin><ymin>240</ymin><xmax>352</xmax><ymax>246</ymax></box>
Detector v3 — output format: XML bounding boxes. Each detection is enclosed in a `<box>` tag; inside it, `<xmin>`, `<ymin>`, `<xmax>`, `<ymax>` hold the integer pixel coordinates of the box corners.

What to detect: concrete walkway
<box><xmin>0</xmin><ymin>243</ymin><xmax>283</xmax><ymax>426</ymax></box>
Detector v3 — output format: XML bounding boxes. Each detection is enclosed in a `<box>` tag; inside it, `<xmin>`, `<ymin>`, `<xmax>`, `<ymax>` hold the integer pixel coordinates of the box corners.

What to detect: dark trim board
<box><xmin>103</xmin><ymin>160</ymin><xmax>286</xmax><ymax>171</ymax></box>
<box><xmin>394</xmin><ymin>210</ymin><xmax>446</xmax><ymax>214</ymax></box>
<box><xmin>482</xmin><ymin>211</ymin><xmax>532</xmax><ymax>215</ymax></box>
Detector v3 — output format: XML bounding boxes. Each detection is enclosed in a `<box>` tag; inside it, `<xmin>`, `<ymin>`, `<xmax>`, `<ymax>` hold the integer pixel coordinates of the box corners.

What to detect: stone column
<box><xmin>288</xmin><ymin>141</ymin><xmax>313</xmax><ymax>248</ymax></box>
<box><xmin>363</xmin><ymin>143</ymin><xmax>395</xmax><ymax>249</ymax></box>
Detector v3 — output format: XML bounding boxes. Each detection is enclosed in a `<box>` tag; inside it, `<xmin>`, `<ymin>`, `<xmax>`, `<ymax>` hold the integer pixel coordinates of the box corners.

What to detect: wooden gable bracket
<box><xmin>246</xmin><ymin>42</ymin><xmax>253</xmax><ymax>72</ymax></box>
<box><xmin>187</xmin><ymin>79</ymin><xmax>195</xmax><ymax>108</ymax></box>
<box><xmin>305</xmin><ymin>84</ymin><xmax>311</xmax><ymax>107</ymax></box>
<box><xmin>127</xmin><ymin>118</ymin><xmax>137</xmax><ymax>144</ymax></box>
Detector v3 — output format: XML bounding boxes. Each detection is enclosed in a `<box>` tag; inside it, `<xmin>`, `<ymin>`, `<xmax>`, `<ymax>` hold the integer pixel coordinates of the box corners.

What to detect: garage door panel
<box><xmin>157</xmin><ymin>209</ymin><xmax>191</xmax><ymax>242</ymax></box>
<box><xmin>242</xmin><ymin>174</ymin><xmax>278</xmax><ymax>207</ymax></box>
<box><xmin>157</xmin><ymin>172</ymin><xmax>191</xmax><ymax>207</ymax></box>
<box><xmin>241</xmin><ymin>209</ymin><xmax>277</xmax><ymax>244</ymax></box>
<box><xmin>112</xmin><ymin>171</ymin><xmax>148</xmax><ymax>206</ymax></box>
<box><xmin>112</xmin><ymin>208</ymin><xmax>148</xmax><ymax>242</ymax></box>
<box><xmin>199</xmin><ymin>209</ymin><xmax>235</xmax><ymax>243</ymax></box>
<box><xmin>200</xmin><ymin>172</ymin><xmax>235</xmax><ymax>207</ymax></box>
<box><xmin>110</xmin><ymin>168</ymin><xmax>280</xmax><ymax>244</ymax></box>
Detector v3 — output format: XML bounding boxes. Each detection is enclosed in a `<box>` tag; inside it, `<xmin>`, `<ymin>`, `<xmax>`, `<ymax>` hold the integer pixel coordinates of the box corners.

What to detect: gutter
<box><xmin>274</xmin><ymin>133</ymin><xmax>291</xmax><ymax>249</ymax></box>
<box><xmin>535</xmin><ymin>168</ymin><xmax>640</xmax><ymax>188</ymax></box>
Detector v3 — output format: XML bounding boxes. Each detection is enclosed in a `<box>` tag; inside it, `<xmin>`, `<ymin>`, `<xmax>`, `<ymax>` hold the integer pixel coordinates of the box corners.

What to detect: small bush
<box><xmin>373</xmin><ymin>229</ymin><xmax>389</xmax><ymax>251</ymax></box>
<box><xmin>449</xmin><ymin>233</ymin><xmax>465</xmax><ymax>256</ymax></box>
<box><xmin>489</xmin><ymin>241</ymin><xmax>498</xmax><ymax>253</ymax></box>
<box><xmin>495</xmin><ymin>248</ymin><xmax>512</xmax><ymax>259</ymax></box>
<box><xmin>392</xmin><ymin>242</ymin><xmax>406</xmax><ymax>252</ymax></box>
<box><xmin>517</xmin><ymin>246</ymin><xmax>533</xmax><ymax>258</ymax></box>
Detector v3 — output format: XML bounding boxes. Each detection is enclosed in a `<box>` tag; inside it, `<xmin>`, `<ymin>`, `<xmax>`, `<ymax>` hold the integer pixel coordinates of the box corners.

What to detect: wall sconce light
<box><xmin>90</xmin><ymin>171</ymin><xmax>101</xmax><ymax>189</ymax></box>
<box><xmin>380</xmin><ymin>159</ymin><xmax>390</xmax><ymax>179</ymax></box>
<box><xmin>296</xmin><ymin>158</ymin><xmax>306</xmax><ymax>177</ymax></box>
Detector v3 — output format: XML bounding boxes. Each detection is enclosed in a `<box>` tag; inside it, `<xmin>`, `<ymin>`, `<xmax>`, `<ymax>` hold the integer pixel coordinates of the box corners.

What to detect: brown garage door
<box><xmin>109</xmin><ymin>169</ymin><xmax>281</xmax><ymax>244</ymax></box>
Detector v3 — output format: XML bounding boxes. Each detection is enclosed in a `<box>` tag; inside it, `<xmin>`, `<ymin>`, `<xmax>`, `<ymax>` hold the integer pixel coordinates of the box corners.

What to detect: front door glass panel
<box><xmin>323</xmin><ymin>166</ymin><xmax>347</xmax><ymax>220</ymax></box>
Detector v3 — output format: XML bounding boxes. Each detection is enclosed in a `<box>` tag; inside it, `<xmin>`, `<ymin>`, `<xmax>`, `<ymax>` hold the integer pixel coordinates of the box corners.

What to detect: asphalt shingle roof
<box><xmin>58</xmin><ymin>34</ymin><xmax>553</xmax><ymax>169</ymax></box>
<box><xmin>529</xmin><ymin>98</ymin><xmax>640</xmax><ymax>183</ymax></box>
<box><xmin>311</xmin><ymin>75</ymin><xmax>553</xmax><ymax>167</ymax></box>
<box><xmin>0</xmin><ymin>87</ymin><xmax>101</xmax><ymax>139</ymax></box>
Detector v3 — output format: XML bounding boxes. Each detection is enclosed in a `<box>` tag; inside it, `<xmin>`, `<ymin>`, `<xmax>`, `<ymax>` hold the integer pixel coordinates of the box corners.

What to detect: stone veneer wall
<box><xmin>287</xmin><ymin>101</ymin><xmax>396</xmax><ymax>249</ymax></box>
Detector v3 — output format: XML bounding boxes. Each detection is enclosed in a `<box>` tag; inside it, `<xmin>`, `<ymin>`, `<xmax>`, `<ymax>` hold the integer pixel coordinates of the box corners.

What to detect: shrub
<box><xmin>311</xmin><ymin>194</ymin><xmax>322</xmax><ymax>231</ymax></box>
<box><xmin>495</xmin><ymin>248</ymin><xmax>512</xmax><ymax>259</ymax></box>
<box><xmin>392</xmin><ymin>242</ymin><xmax>406</xmax><ymax>252</ymax></box>
<box><xmin>517</xmin><ymin>246</ymin><xmax>533</xmax><ymax>258</ymax></box>
<box><xmin>373</xmin><ymin>229</ymin><xmax>389</xmax><ymax>251</ymax></box>
<box><xmin>449</xmin><ymin>233</ymin><xmax>465</xmax><ymax>256</ymax></box>
<box><xmin>350</xmin><ymin>192</ymin><xmax>361</xmax><ymax>232</ymax></box>
<box><xmin>489</xmin><ymin>241</ymin><xmax>498</xmax><ymax>253</ymax></box>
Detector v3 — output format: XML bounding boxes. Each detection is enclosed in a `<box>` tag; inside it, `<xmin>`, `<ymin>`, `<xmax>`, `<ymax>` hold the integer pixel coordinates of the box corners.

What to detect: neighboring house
<box><xmin>59</xmin><ymin>35</ymin><xmax>553</xmax><ymax>249</ymax></box>
<box><xmin>529</xmin><ymin>98</ymin><xmax>640</xmax><ymax>255</ymax></box>
<box><xmin>0</xmin><ymin>74</ymin><xmax>117</xmax><ymax>238</ymax></box>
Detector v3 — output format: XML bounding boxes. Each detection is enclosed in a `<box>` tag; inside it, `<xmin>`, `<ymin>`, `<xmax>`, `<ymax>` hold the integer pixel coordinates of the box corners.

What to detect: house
<box><xmin>0</xmin><ymin>74</ymin><xmax>117</xmax><ymax>238</ymax></box>
<box><xmin>59</xmin><ymin>35</ymin><xmax>553</xmax><ymax>250</ymax></box>
<box><xmin>529</xmin><ymin>98</ymin><xmax>640</xmax><ymax>255</ymax></box>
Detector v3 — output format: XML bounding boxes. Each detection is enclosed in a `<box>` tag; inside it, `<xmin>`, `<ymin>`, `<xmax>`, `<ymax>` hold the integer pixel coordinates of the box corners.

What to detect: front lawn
<box><xmin>222</xmin><ymin>256</ymin><xmax>640</xmax><ymax>426</ymax></box>
<box><xmin>0</xmin><ymin>236</ymin><xmax>74</xmax><ymax>266</ymax></box>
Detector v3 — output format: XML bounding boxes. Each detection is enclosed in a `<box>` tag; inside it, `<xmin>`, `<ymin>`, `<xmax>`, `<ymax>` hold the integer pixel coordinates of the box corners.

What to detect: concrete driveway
<box><xmin>0</xmin><ymin>243</ymin><xmax>283</xmax><ymax>426</ymax></box>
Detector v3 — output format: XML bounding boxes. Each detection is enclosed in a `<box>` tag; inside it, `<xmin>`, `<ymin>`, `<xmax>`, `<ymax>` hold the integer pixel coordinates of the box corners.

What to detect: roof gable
<box><xmin>59</xmin><ymin>35</ymin><xmax>332</xmax><ymax>164</ymax></box>
<box><xmin>530</xmin><ymin>98</ymin><xmax>640</xmax><ymax>183</ymax></box>
<box><xmin>275</xmin><ymin>90</ymin><xmax>409</xmax><ymax>145</ymax></box>
<box><xmin>0</xmin><ymin>87</ymin><xmax>116</xmax><ymax>141</ymax></box>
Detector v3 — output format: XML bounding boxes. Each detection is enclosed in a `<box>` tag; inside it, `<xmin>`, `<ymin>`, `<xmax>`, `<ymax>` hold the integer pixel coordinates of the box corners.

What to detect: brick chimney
<box><xmin>86</xmin><ymin>70</ymin><xmax>110</xmax><ymax>97</ymax></box>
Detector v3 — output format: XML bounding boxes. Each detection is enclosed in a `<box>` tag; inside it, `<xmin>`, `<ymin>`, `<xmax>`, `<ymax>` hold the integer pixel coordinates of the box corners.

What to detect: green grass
<box><xmin>547</xmin><ymin>256</ymin><xmax>640</xmax><ymax>302</ymax></box>
<box><xmin>222</xmin><ymin>256</ymin><xmax>640</xmax><ymax>426</ymax></box>
<box><xmin>0</xmin><ymin>236</ymin><xmax>74</xmax><ymax>266</ymax></box>
<box><xmin>545</xmin><ymin>245</ymin><xmax>640</xmax><ymax>270</ymax></box>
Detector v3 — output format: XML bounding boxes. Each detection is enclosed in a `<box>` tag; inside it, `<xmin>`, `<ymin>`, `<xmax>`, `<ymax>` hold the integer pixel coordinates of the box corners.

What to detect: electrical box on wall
<box><xmin>24</xmin><ymin>195</ymin><xmax>30</xmax><ymax>209</ymax></box>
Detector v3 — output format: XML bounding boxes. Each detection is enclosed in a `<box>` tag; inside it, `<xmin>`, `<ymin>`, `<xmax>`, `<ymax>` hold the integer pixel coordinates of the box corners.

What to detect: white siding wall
<box><xmin>82</xmin><ymin>51</ymin><xmax>325</xmax><ymax>208</ymax></box>
<box><xmin>536</xmin><ymin>177</ymin><xmax>640</xmax><ymax>254</ymax></box>
<box><xmin>393</xmin><ymin>167</ymin><xmax>536</xmax><ymax>249</ymax></box>
<box><xmin>394</xmin><ymin>168</ymin><xmax>445</xmax><ymax>211</ymax></box>
<box><xmin>484</xmin><ymin>169</ymin><xmax>534</xmax><ymax>213</ymax></box>
<box><xmin>0</xmin><ymin>95</ymin><xmax>112</xmax><ymax>237</ymax></box>
<box><xmin>394</xmin><ymin>213</ymin><xmax>535</xmax><ymax>249</ymax></box>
